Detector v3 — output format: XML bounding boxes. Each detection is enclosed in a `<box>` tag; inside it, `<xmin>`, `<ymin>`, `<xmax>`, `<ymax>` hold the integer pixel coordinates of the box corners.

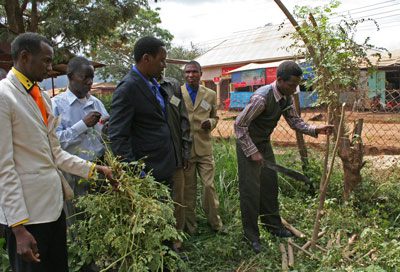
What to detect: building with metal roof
<box><xmin>194</xmin><ymin>23</ymin><xmax>299</xmax><ymax>107</ymax></box>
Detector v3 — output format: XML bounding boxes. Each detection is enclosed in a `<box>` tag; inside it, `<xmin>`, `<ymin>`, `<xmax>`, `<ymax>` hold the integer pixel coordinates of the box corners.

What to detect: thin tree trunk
<box><xmin>293</xmin><ymin>93</ymin><xmax>309</xmax><ymax>170</ymax></box>
<box><xmin>311</xmin><ymin>104</ymin><xmax>345</xmax><ymax>248</ymax></box>
<box><xmin>338</xmin><ymin>119</ymin><xmax>364</xmax><ymax>200</ymax></box>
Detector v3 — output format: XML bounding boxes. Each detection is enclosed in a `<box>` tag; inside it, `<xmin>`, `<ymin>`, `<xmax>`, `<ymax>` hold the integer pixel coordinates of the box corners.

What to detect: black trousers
<box><xmin>236</xmin><ymin>141</ymin><xmax>283</xmax><ymax>243</ymax></box>
<box><xmin>4</xmin><ymin>211</ymin><xmax>68</xmax><ymax>272</ymax></box>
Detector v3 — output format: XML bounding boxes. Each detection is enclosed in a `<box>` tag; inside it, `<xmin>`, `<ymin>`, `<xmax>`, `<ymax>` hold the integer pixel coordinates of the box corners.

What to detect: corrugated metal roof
<box><xmin>372</xmin><ymin>49</ymin><xmax>400</xmax><ymax>67</ymax></box>
<box><xmin>360</xmin><ymin>49</ymin><xmax>400</xmax><ymax>68</ymax></box>
<box><xmin>195</xmin><ymin>24</ymin><xmax>299</xmax><ymax>68</ymax></box>
<box><xmin>228</xmin><ymin>60</ymin><xmax>285</xmax><ymax>73</ymax></box>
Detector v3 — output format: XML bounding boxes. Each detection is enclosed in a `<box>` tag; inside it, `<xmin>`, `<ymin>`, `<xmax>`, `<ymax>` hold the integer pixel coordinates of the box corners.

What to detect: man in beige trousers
<box><xmin>181</xmin><ymin>60</ymin><xmax>224</xmax><ymax>234</ymax></box>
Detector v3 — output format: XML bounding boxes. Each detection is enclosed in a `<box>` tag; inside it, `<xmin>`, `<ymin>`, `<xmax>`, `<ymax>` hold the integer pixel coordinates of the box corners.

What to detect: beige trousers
<box><xmin>172</xmin><ymin>168</ymin><xmax>185</xmax><ymax>231</ymax></box>
<box><xmin>183</xmin><ymin>154</ymin><xmax>222</xmax><ymax>234</ymax></box>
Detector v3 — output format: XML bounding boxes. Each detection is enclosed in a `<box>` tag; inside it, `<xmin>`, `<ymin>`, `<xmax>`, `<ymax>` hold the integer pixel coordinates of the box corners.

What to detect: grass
<box><xmin>182</xmin><ymin>139</ymin><xmax>400</xmax><ymax>271</ymax></box>
<box><xmin>2</xmin><ymin>139</ymin><xmax>400</xmax><ymax>271</ymax></box>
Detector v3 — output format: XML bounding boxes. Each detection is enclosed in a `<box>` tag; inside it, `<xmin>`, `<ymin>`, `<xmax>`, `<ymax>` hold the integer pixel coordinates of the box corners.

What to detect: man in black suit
<box><xmin>108</xmin><ymin>36</ymin><xmax>176</xmax><ymax>185</ymax></box>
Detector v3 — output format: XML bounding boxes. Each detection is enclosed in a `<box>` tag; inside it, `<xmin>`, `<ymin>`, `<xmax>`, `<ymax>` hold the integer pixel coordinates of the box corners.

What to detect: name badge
<box><xmin>170</xmin><ymin>95</ymin><xmax>180</xmax><ymax>107</ymax></box>
<box><xmin>200</xmin><ymin>99</ymin><xmax>211</xmax><ymax>111</ymax></box>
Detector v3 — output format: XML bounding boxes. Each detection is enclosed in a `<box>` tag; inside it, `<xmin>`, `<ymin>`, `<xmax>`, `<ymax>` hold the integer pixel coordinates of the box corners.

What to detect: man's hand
<box><xmin>315</xmin><ymin>125</ymin><xmax>334</xmax><ymax>135</ymax></box>
<box><xmin>250</xmin><ymin>151</ymin><xmax>264</xmax><ymax>166</ymax></box>
<box><xmin>12</xmin><ymin>225</ymin><xmax>40</xmax><ymax>263</ymax></box>
<box><xmin>201</xmin><ymin>119</ymin><xmax>211</xmax><ymax>130</ymax></box>
<box><xmin>95</xmin><ymin>165</ymin><xmax>119</xmax><ymax>189</ymax></box>
<box><xmin>83</xmin><ymin>111</ymin><xmax>101</xmax><ymax>127</ymax></box>
<box><xmin>95</xmin><ymin>165</ymin><xmax>114</xmax><ymax>181</ymax></box>
<box><xmin>99</xmin><ymin>116</ymin><xmax>110</xmax><ymax>125</ymax></box>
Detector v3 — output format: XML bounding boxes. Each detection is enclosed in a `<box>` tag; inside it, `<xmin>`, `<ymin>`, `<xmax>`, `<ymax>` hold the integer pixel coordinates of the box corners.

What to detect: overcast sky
<box><xmin>149</xmin><ymin>0</ymin><xmax>400</xmax><ymax>51</ymax></box>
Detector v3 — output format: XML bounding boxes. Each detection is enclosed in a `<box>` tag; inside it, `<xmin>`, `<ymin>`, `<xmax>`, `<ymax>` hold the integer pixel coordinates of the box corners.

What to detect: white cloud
<box><xmin>150</xmin><ymin>0</ymin><xmax>400</xmax><ymax>51</ymax></box>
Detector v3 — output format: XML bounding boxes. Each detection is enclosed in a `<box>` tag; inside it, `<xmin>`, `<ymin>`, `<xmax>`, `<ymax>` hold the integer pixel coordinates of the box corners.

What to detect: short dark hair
<box><xmin>11</xmin><ymin>32</ymin><xmax>52</xmax><ymax>61</ymax></box>
<box><xmin>277</xmin><ymin>61</ymin><xmax>303</xmax><ymax>81</ymax></box>
<box><xmin>184</xmin><ymin>60</ymin><xmax>202</xmax><ymax>72</ymax></box>
<box><xmin>67</xmin><ymin>56</ymin><xmax>92</xmax><ymax>79</ymax></box>
<box><xmin>133</xmin><ymin>36</ymin><xmax>165</xmax><ymax>63</ymax></box>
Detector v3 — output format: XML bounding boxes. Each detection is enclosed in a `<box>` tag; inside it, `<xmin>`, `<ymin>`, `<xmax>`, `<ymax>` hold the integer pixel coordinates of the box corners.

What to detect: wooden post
<box><xmin>293</xmin><ymin>92</ymin><xmax>309</xmax><ymax>170</ymax></box>
<box><xmin>311</xmin><ymin>104</ymin><xmax>346</xmax><ymax>248</ymax></box>
<box><xmin>51</xmin><ymin>77</ymin><xmax>55</xmax><ymax>97</ymax></box>
<box><xmin>216</xmin><ymin>80</ymin><xmax>221</xmax><ymax>109</ymax></box>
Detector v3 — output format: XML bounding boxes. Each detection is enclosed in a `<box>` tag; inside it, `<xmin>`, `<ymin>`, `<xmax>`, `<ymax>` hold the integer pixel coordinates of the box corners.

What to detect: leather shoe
<box><xmin>250</xmin><ymin>241</ymin><xmax>261</xmax><ymax>254</ymax></box>
<box><xmin>270</xmin><ymin>228</ymin><xmax>293</xmax><ymax>238</ymax></box>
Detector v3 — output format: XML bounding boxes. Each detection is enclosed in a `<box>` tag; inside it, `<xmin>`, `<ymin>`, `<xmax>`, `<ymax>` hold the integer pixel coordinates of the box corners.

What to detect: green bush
<box><xmin>94</xmin><ymin>93</ymin><xmax>113</xmax><ymax>113</ymax></box>
<box><xmin>68</xmin><ymin>153</ymin><xmax>184</xmax><ymax>272</ymax></box>
<box><xmin>0</xmin><ymin>237</ymin><xmax>10</xmax><ymax>272</ymax></box>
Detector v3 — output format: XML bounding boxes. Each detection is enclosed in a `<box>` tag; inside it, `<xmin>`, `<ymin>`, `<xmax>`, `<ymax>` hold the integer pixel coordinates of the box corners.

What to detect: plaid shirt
<box><xmin>234</xmin><ymin>81</ymin><xmax>317</xmax><ymax>157</ymax></box>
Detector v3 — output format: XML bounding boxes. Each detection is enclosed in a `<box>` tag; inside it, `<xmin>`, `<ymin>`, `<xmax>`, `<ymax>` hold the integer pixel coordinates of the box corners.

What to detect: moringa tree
<box><xmin>275</xmin><ymin>0</ymin><xmax>388</xmax><ymax>200</ymax></box>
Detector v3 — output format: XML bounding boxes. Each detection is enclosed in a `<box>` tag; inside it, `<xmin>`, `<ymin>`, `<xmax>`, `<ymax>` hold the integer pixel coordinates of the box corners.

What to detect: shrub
<box><xmin>68</xmin><ymin>153</ymin><xmax>184</xmax><ymax>272</ymax></box>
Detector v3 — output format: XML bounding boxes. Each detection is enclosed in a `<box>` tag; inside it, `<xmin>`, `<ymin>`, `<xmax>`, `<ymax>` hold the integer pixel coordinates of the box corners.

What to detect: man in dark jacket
<box><xmin>108</xmin><ymin>36</ymin><xmax>175</xmax><ymax>185</ymax></box>
<box><xmin>159</xmin><ymin>76</ymin><xmax>191</xmax><ymax>252</ymax></box>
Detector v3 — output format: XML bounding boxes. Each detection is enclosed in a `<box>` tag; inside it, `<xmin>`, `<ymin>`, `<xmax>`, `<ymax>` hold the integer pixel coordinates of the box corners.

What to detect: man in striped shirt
<box><xmin>234</xmin><ymin>61</ymin><xmax>332</xmax><ymax>253</ymax></box>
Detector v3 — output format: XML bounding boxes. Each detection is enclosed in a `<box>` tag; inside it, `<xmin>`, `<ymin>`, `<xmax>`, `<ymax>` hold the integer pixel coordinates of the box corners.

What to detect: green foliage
<box><xmin>0</xmin><ymin>237</ymin><xmax>10</xmax><ymax>272</ymax></box>
<box><xmin>93</xmin><ymin>93</ymin><xmax>113</xmax><ymax>113</ymax></box>
<box><xmin>68</xmin><ymin>152</ymin><xmax>184</xmax><ymax>272</ymax></box>
<box><xmin>0</xmin><ymin>0</ymin><xmax>173</xmax><ymax>70</ymax></box>
<box><xmin>91</xmin><ymin>7</ymin><xmax>174</xmax><ymax>80</ymax></box>
<box><xmin>183</xmin><ymin>141</ymin><xmax>400</xmax><ymax>271</ymax></box>
<box><xmin>287</xmin><ymin>0</ymin><xmax>388</xmax><ymax>107</ymax></box>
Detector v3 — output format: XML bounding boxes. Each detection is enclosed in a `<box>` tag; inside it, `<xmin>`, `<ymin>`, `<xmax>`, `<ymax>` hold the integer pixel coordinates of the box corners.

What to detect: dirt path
<box><xmin>213</xmin><ymin>110</ymin><xmax>400</xmax><ymax>154</ymax></box>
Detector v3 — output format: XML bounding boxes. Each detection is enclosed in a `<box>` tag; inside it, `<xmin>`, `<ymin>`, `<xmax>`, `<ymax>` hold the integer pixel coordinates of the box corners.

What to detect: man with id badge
<box><xmin>181</xmin><ymin>61</ymin><xmax>224</xmax><ymax>235</ymax></box>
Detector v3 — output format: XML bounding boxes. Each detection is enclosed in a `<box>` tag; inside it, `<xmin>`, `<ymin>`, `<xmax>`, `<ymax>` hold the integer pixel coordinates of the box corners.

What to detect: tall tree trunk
<box><xmin>28</xmin><ymin>0</ymin><xmax>39</xmax><ymax>32</ymax></box>
<box><xmin>4</xmin><ymin>0</ymin><xmax>25</xmax><ymax>33</ymax></box>
<box><xmin>337</xmin><ymin>118</ymin><xmax>364</xmax><ymax>200</ymax></box>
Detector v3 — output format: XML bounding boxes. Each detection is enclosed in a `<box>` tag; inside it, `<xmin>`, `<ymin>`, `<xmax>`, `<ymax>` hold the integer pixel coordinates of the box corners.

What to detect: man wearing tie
<box><xmin>0</xmin><ymin>32</ymin><xmax>112</xmax><ymax>272</ymax></box>
<box><xmin>108</xmin><ymin>36</ymin><xmax>176</xmax><ymax>186</ymax></box>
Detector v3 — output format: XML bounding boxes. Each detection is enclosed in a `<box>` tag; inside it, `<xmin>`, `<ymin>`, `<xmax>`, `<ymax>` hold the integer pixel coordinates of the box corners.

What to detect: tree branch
<box><xmin>273</xmin><ymin>0</ymin><xmax>316</xmax><ymax>57</ymax></box>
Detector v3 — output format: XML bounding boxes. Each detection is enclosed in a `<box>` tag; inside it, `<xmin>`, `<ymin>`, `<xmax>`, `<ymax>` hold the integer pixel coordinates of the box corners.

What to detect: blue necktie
<box><xmin>152</xmin><ymin>85</ymin><xmax>165</xmax><ymax>112</ymax></box>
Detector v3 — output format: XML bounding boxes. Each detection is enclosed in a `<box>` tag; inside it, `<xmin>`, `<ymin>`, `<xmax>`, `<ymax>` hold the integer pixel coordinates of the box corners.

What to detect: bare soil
<box><xmin>214</xmin><ymin>109</ymin><xmax>400</xmax><ymax>155</ymax></box>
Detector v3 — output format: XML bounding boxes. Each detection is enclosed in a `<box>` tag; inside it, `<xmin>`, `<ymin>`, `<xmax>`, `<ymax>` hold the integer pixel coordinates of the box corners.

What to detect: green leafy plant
<box><xmin>68</xmin><ymin>152</ymin><xmax>184</xmax><ymax>272</ymax></box>
<box><xmin>0</xmin><ymin>237</ymin><xmax>10</xmax><ymax>272</ymax></box>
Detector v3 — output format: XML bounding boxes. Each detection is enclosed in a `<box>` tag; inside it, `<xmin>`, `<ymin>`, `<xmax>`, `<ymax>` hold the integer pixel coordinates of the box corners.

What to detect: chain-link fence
<box><xmin>213</xmin><ymin>92</ymin><xmax>400</xmax><ymax>172</ymax></box>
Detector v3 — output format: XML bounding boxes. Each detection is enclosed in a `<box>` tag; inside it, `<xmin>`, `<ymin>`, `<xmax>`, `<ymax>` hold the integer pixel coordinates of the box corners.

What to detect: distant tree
<box><xmin>90</xmin><ymin>7</ymin><xmax>173</xmax><ymax>80</ymax></box>
<box><xmin>0</xmin><ymin>1</ymin><xmax>172</xmax><ymax>66</ymax></box>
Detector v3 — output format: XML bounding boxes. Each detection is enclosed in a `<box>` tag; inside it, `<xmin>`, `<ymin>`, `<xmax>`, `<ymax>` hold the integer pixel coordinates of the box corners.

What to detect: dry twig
<box><xmin>279</xmin><ymin>243</ymin><xmax>289</xmax><ymax>271</ymax></box>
